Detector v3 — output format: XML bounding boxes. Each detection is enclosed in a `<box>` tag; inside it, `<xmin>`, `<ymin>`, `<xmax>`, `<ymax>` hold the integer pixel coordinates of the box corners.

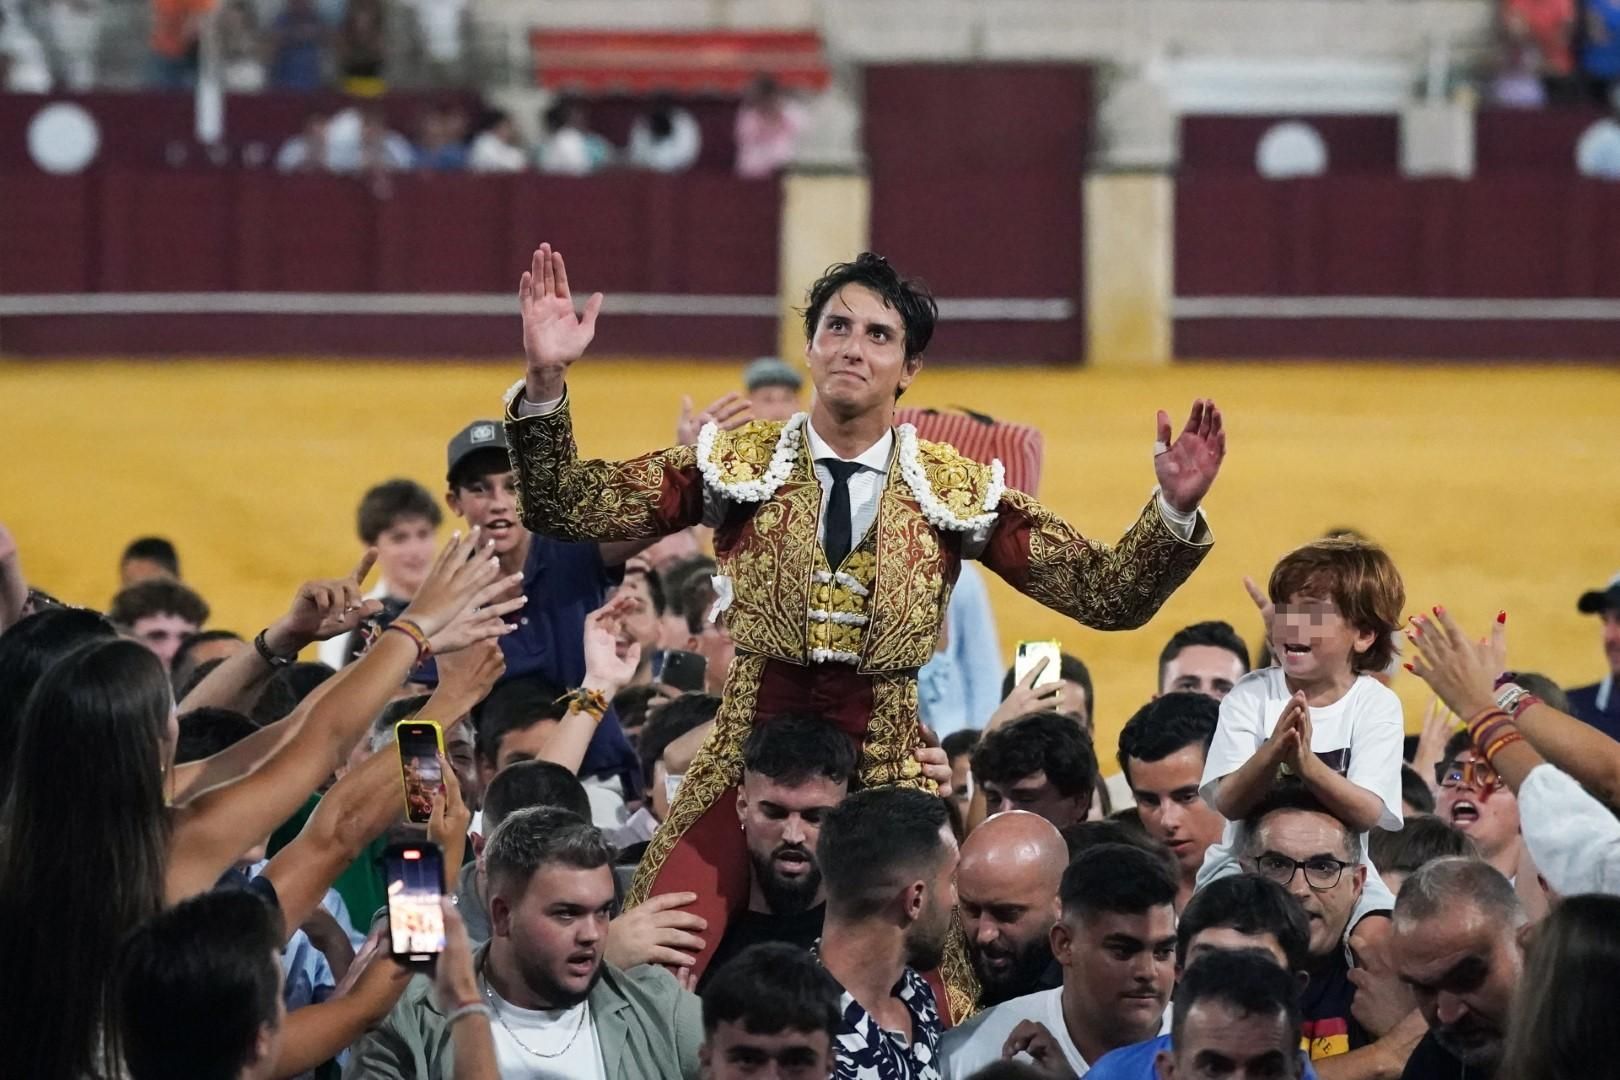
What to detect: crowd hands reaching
<box><xmin>5</xmin><ymin>323</ymin><xmax>1620</xmax><ymax>1080</ymax></box>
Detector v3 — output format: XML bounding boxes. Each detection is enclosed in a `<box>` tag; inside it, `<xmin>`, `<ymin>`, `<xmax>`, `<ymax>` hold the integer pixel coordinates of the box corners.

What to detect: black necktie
<box><xmin>821</xmin><ymin>459</ymin><xmax>862</xmax><ymax>569</ymax></box>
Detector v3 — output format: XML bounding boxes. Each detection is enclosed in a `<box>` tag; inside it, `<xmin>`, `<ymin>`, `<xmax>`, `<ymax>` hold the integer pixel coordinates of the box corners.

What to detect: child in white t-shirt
<box><xmin>1197</xmin><ymin>538</ymin><xmax>1407</xmax><ymax>931</ymax></box>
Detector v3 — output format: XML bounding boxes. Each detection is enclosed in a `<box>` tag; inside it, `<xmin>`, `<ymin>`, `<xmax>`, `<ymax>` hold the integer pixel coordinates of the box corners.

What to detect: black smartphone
<box><xmin>384</xmin><ymin>841</ymin><xmax>446</xmax><ymax>966</ymax></box>
<box><xmin>658</xmin><ymin>649</ymin><xmax>708</xmax><ymax>693</ymax></box>
<box><xmin>395</xmin><ymin>719</ymin><xmax>445</xmax><ymax>825</ymax></box>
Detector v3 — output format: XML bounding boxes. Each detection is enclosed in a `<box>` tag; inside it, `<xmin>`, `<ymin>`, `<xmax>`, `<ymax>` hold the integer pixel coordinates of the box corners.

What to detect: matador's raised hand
<box><xmin>521</xmin><ymin>242</ymin><xmax>604</xmax><ymax>403</ymax></box>
<box><xmin>1154</xmin><ymin>398</ymin><xmax>1226</xmax><ymax>515</ymax></box>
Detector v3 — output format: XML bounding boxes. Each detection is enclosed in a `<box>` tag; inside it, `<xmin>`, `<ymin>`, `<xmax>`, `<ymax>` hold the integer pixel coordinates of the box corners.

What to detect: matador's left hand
<box><xmin>1154</xmin><ymin>398</ymin><xmax>1226</xmax><ymax>514</ymax></box>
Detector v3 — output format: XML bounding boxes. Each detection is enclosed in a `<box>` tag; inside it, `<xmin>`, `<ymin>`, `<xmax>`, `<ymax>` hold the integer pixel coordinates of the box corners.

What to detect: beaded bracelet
<box><xmin>384</xmin><ymin>618</ymin><xmax>432</xmax><ymax>664</ymax></box>
<box><xmin>446</xmin><ymin>1002</ymin><xmax>494</xmax><ymax>1027</ymax></box>
<box><xmin>557</xmin><ymin>687</ymin><xmax>609</xmax><ymax>720</ymax></box>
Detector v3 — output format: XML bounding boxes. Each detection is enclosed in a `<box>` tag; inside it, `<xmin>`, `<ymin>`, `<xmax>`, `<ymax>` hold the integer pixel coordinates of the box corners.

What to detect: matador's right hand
<box><xmin>520</xmin><ymin>242</ymin><xmax>604</xmax><ymax>402</ymax></box>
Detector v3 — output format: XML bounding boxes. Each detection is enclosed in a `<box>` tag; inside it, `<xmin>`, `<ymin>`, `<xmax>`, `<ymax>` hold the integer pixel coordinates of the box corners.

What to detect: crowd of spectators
<box><xmin>3</xmin><ymin>248</ymin><xmax>1620</xmax><ymax>1080</ymax></box>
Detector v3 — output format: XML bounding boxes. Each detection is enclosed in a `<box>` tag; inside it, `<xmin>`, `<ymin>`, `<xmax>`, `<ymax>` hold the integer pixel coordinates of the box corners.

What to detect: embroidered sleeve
<box><xmin>978</xmin><ymin>490</ymin><xmax>1212</xmax><ymax>631</ymax></box>
<box><xmin>503</xmin><ymin>385</ymin><xmax>705</xmax><ymax>542</ymax></box>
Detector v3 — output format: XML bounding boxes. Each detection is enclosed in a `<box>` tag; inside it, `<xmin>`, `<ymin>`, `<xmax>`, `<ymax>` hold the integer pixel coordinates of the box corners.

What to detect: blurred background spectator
<box><xmin>467</xmin><ymin>106</ymin><xmax>525</xmax><ymax>172</ymax></box>
<box><xmin>337</xmin><ymin>0</ymin><xmax>384</xmax><ymax>95</ymax></box>
<box><xmin>735</xmin><ymin>74</ymin><xmax>806</xmax><ymax>178</ymax></box>
<box><xmin>627</xmin><ymin>94</ymin><xmax>702</xmax><ymax>173</ymax></box>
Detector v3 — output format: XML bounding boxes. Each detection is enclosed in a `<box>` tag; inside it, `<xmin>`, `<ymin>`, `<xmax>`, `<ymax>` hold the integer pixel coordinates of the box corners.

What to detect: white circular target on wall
<box><xmin>1256</xmin><ymin>121</ymin><xmax>1328</xmax><ymax>179</ymax></box>
<box><xmin>27</xmin><ymin>102</ymin><xmax>101</xmax><ymax>175</ymax></box>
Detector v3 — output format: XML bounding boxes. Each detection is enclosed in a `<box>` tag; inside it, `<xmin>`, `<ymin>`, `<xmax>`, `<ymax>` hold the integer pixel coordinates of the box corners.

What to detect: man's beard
<box><xmin>515</xmin><ymin>954</ymin><xmax>605</xmax><ymax>1012</ymax></box>
<box><xmin>905</xmin><ymin>915</ymin><xmax>949</xmax><ymax>973</ymax></box>
<box><xmin>751</xmin><ymin>842</ymin><xmax>822</xmax><ymax>915</ymax></box>
<box><xmin>972</xmin><ymin>934</ymin><xmax>1055</xmax><ymax>1006</ymax></box>
<box><xmin>1433</xmin><ymin>1018</ymin><xmax>1505</xmax><ymax>1070</ymax></box>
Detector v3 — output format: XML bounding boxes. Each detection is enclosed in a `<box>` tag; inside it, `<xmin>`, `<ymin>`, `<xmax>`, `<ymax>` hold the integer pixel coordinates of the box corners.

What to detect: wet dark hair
<box><xmin>1173</xmin><ymin>950</ymin><xmax>1303</xmax><ymax>1057</ymax></box>
<box><xmin>1060</xmin><ymin>843</ymin><xmax>1179</xmax><ymax>921</ymax></box>
<box><xmin>972</xmin><ymin>710</ymin><xmax>1098</xmax><ymax>801</ymax></box>
<box><xmin>0</xmin><ymin>606</ymin><xmax>118</xmax><ymax>798</ymax></box>
<box><xmin>1158</xmin><ymin>621</ymin><xmax>1251</xmax><ymax>689</ymax></box>
<box><xmin>801</xmin><ymin>253</ymin><xmax>938</xmax><ymax>360</ymax></box>
<box><xmin>474</xmin><ymin>674</ymin><xmax>568</xmax><ymax>767</ymax></box>
<box><xmin>1177</xmin><ymin>874</ymin><xmax>1311</xmax><ymax>972</ymax></box>
<box><xmin>1117</xmin><ymin>692</ymin><xmax>1220</xmax><ymax>788</ymax></box>
<box><xmin>702</xmin><ymin>942</ymin><xmax>841</xmax><ymax>1039</ymax></box>
<box><xmin>484</xmin><ymin>759</ymin><xmax>592</xmax><ymax>834</ymax></box>
<box><xmin>819</xmin><ymin>787</ymin><xmax>949</xmax><ymax>920</ymax></box>
<box><xmin>742</xmin><ymin>712</ymin><xmax>855</xmax><ymax>787</ymax></box>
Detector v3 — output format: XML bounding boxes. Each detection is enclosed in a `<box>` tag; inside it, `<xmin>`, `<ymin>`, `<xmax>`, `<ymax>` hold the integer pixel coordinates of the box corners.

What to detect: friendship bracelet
<box><xmin>1469</xmin><ymin>716</ymin><xmax>1517</xmax><ymax>754</ymax></box>
<box><xmin>557</xmin><ymin>687</ymin><xmax>609</xmax><ymax>720</ymax></box>
<box><xmin>384</xmin><ymin>618</ymin><xmax>432</xmax><ymax>664</ymax></box>
<box><xmin>1510</xmin><ymin>694</ymin><xmax>1542</xmax><ymax>723</ymax></box>
<box><xmin>1464</xmin><ymin>707</ymin><xmax>1510</xmax><ymax>738</ymax></box>
<box><xmin>1482</xmin><ymin>730</ymin><xmax>1525</xmax><ymax>765</ymax></box>
<box><xmin>446</xmin><ymin>1002</ymin><xmax>494</xmax><ymax>1027</ymax></box>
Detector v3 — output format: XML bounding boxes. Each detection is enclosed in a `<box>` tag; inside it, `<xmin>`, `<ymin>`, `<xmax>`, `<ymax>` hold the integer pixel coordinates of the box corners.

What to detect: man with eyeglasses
<box><xmin>1433</xmin><ymin>732</ymin><xmax>1524</xmax><ymax>884</ymax></box>
<box><xmin>1240</xmin><ymin>789</ymin><xmax>1420</xmax><ymax>1074</ymax></box>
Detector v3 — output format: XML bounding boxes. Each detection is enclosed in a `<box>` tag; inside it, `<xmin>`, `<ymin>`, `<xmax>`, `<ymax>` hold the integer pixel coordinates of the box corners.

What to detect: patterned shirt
<box><xmin>832</xmin><ymin>966</ymin><xmax>944</xmax><ymax>1080</ymax></box>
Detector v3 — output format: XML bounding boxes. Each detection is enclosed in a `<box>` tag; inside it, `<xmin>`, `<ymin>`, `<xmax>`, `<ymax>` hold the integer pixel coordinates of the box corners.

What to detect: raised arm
<box><xmin>165</xmin><ymin>531</ymin><xmax>520</xmax><ymax>903</ymax></box>
<box><xmin>978</xmin><ymin>401</ymin><xmax>1222</xmax><ymax>630</ymax></box>
<box><xmin>535</xmin><ymin>596</ymin><xmax>641</xmax><ymax>775</ymax></box>
<box><xmin>504</xmin><ymin>244</ymin><xmax>706</xmax><ymax>543</ymax></box>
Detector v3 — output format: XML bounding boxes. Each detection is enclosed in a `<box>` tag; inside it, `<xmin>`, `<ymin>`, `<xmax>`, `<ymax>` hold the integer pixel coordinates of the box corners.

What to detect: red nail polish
<box><xmin>1433</xmin><ymin>605</ymin><xmax>1444</xmax><ymax>615</ymax></box>
<box><xmin>1403</xmin><ymin>663</ymin><xmax>1415</xmax><ymax>673</ymax></box>
<box><xmin>1497</xmin><ymin>611</ymin><xmax>1507</xmax><ymax>624</ymax></box>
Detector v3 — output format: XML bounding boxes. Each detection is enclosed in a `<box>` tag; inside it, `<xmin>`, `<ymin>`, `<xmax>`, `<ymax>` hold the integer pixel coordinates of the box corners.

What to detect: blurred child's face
<box><xmin>1273</xmin><ymin>591</ymin><xmax>1374</xmax><ymax>684</ymax></box>
<box><xmin>376</xmin><ymin>514</ymin><xmax>437</xmax><ymax>597</ymax></box>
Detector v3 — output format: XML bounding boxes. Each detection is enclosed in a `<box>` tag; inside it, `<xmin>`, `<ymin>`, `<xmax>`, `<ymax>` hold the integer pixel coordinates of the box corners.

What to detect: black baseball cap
<box><xmin>446</xmin><ymin>420</ymin><xmax>510</xmax><ymax>484</ymax></box>
<box><xmin>1577</xmin><ymin>571</ymin><xmax>1620</xmax><ymax>614</ymax></box>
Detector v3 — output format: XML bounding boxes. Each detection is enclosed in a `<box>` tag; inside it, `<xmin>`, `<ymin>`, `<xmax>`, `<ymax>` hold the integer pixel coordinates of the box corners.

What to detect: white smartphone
<box><xmin>1014</xmin><ymin>640</ymin><xmax>1063</xmax><ymax>688</ymax></box>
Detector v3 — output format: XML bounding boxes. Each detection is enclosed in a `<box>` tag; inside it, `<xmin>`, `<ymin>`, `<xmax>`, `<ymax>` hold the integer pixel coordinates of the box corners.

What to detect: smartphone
<box><xmin>657</xmin><ymin>649</ymin><xmax>708</xmax><ymax>693</ymax></box>
<box><xmin>395</xmin><ymin>718</ymin><xmax>446</xmax><ymax>825</ymax></box>
<box><xmin>1014</xmin><ymin>640</ymin><xmax>1063</xmax><ymax>688</ymax></box>
<box><xmin>383</xmin><ymin>841</ymin><xmax>446</xmax><ymax>966</ymax></box>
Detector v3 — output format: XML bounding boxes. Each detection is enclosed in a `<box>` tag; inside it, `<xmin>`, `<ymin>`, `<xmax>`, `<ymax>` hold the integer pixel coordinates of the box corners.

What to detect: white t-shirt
<box><xmin>1200</xmin><ymin>668</ymin><xmax>1404</xmax><ymax>856</ymax></box>
<box><xmin>484</xmin><ymin>987</ymin><xmax>608</xmax><ymax>1080</ymax></box>
<box><xmin>938</xmin><ymin>987</ymin><xmax>1089</xmax><ymax>1078</ymax></box>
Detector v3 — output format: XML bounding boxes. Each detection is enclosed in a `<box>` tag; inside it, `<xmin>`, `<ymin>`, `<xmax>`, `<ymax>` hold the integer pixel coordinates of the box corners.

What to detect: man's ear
<box><xmin>896</xmin><ymin>353</ymin><xmax>924</xmax><ymax>396</ymax></box>
<box><xmin>251</xmin><ymin>1020</ymin><xmax>277</xmax><ymax>1069</ymax></box>
<box><xmin>903</xmin><ymin>880</ymin><xmax>926</xmax><ymax>923</ymax></box>
<box><xmin>491</xmin><ymin>893</ymin><xmax>513</xmax><ymax>937</ymax></box>
<box><xmin>1352</xmin><ymin>864</ymin><xmax>1367</xmax><ymax>896</ymax></box>
<box><xmin>736</xmin><ymin>787</ymin><xmax>748</xmax><ymax>825</ymax></box>
<box><xmin>445</xmin><ymin>488</ymin><xmax>463</xmax><ymax>516</ymax></box>
<box><xmin>1050</xmin><ymin>920</ymin><xmax>1074</xmax><ymax>967</ymax></box>
<box><xmin>471</xmin><ymin>831</ymin><xmax>486</xmax><ymax>859</ymax></box>
<box><xmin>1154</xmin><ymin>1047</ymin><xmax>1177</xmax><ymax>1080</ymax></box>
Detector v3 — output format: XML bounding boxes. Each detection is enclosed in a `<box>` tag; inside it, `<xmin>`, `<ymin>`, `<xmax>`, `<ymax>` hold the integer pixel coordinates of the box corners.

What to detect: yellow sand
<box><xmin>3</xmin><ymin>355</ymin><xmax>1615</xmax><ymax>758</ymax></box>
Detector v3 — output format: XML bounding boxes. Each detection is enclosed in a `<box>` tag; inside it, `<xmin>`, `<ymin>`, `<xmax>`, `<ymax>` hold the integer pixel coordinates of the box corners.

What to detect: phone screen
<box><xmin>385</xmin><ymin>843</ymin><xmax>446</xmax><ymax>962</ymax></box>
<box><xmin>657</xmin><ymin>649</ymin><xmax>708</xmax><ymax>693</ymax></box>
<box><xmin>396</xmin><ymin>721</ymin><xmax>444</xmax><ymax>825</ymax></box>
<box><xmin>1015</xmin><ymin>640</ymin><xmax>1063</xmax><ymax>688</ymax></box>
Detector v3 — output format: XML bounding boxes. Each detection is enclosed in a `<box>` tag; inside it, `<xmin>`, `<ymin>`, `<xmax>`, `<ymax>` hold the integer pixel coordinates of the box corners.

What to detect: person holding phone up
<box><xmin>505</xmin><ymin>244</ymin><xmax>1226</xmax><ymax>1017</ymax></box>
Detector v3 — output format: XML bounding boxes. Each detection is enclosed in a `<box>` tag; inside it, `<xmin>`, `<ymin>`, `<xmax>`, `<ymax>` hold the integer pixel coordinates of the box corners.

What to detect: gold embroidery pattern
<box><xmin>862</xmin><ymin>483</ymin><xmax>950</xmax><ymax>672</ymax></box>
<box><xmin>717</xmin><ymin>477</ymin><xmax>820</xmax><ymax>663</ymax></box>
<box><xmin>624</xmin><ymin>654</ymin><xmax>766</xmax><ymax>910</ymax></box>
<box><xmin>504</xmin><ymin>398</ymin><xmax>698</xmax><ymax>542</ymax></box>
<box><xmin>1009</xmin><ymin>492</ymin><xmax>1210</xmax><ymax>630</ymax></box>
<box><xmin>709</xmin><ymin>419</ymin><xmax>791</xmax><ymax>486</ymax></box>
<box><xmin>857</xmin><ymin>676</ymin><xmax>927</xmax><ymax>790</ymax></box>
<box><xmin>942</xmin><ymin>923</ymin><xmax>981</xmax><ymax>1025</ymax></box>
<box><xmin>915</xmin><ymin>438</ymin><xmax>997</xmax><ymax>521</ymax></box>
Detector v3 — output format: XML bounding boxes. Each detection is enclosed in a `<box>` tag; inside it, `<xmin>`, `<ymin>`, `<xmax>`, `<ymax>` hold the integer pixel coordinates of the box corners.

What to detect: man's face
<box><xmin>1395</xmin><ymin>905</ymin><xmax>1521</xmax><ymax>1070</ymax></box>
<box><xmin>1129</xmin><ymin>745</ymin><xmax>1227</xmax><ymax>880</ymax></box>
<box><xmin>805</xmin><ymin>285</ymin><xmax>920</xmax><ymax>416</ymax></box>
<box><xmin>1055</xmin><ymin>905</ymin><xmax>1177</xmax><ymax>1047</ymax></box>
<box><xmin>445</xmin><ymin>718</ymin><xmax>480</xmax><ymax>812</ymax></box>
<box><xmin>1161</xmin><ymin>646</ymin><xmax>1247</xmax><ymax>700</ymax></box>
<box><xmin>1245</xmin><ymin>811</ymin><xmax>1363</xmax><ymax>959</ymax></box>
<box><xmin>1181</xmin><ymin>928</ymin><xmax>1290</xmax><ymax>974</ymax></box>
<box><xmin>903</xmin><ymin>826</ymin><xmax>960</xmax><ymax>972</ymax></box>
<box><xmin>982</xmin><ymin>770</ymin><xmax>1090</xmax><ymax>829</ymax></box>
<box><xmin>958</xmin><ymin>850</ymin><xmax>1061</xmax><ymax>1005</ymax></box>
<box><xmin>490</xmin><ymin>719</ymin><xmax>561</xmax><ymax>776</ymax></box>
<box><xmin>132</xmin><ymin>613</ymin><xmax>200</xmax><ymax>670</ymax></box>
<box><xmin>948</xmin><ymin>753</ymin><xmax>973</xmax><ymax>818</ymax></box>
<box><xmin>120</xmin><ymin>557</ymin><xmax>172</xmax><ymax>587</ymax></box>
<box><xmin>492</xmin><ymin>863</ymin><xmax>615</xmax><ymax>1008</ymax></box>
<box><xmin>738</xmin><ymin>770</ymin><xmax>847</xmax><ymax>914</ymax></box>
<box><xmin>1272</xmin><ymin>593</ymin><xmax>1373</xmax><ymax>685</ymax></box>
<box><xmin>749</xmin><ymin>384</ymin><xmax>802</xmax><ymax>422</ymax></box>
<box><xmin>375</xmin><ymin>515</ymin><xmax>437</xmax><ymax>597</ymax></box>
<box><xmin>1058</xmin><ymin>680</ymin><xmax>1091</xmax><ymax>728</ymax></box>
<box><xmin>1436</xmin><ymin>751</ymin><xmax>1520</xmax><ymax>863</ymax></box>
<box><xmin>1158</xmin><ymin>1000</ymin><xmax>1302</xmax><ymax>1080</ymax></box>
<box><xmin>1601</xmin><ymin>610</ymin><xmax>1620</xmax><ymax>675</ymax></box>
<box><xmin>447</xmin><ymin>467</ymin><xmax>524</xmax><ymax>557</ymax></box>
<box><xmin>701</xmin><ymin>1022</ymin><xmax>834</xmax><ymax>1080</ymax></box>
<box><xmin>613</xmin><ymin>573</ymin><xmax>662</xmax><ymax>652</ymax></box>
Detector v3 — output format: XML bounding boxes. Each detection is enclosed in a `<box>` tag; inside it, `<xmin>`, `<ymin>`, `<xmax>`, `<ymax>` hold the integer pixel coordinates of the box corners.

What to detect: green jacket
<box><xmin>343</xmin><ymin>948</ymin><xmax>702</xmax><ymax>1080</ymax></box>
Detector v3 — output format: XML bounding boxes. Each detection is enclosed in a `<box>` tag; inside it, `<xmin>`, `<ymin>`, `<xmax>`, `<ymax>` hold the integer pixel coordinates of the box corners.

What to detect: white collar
<box><xmin>804</xmin><ymin>419</ymin><xmax>893</xmax><ymax>472</ymax></box>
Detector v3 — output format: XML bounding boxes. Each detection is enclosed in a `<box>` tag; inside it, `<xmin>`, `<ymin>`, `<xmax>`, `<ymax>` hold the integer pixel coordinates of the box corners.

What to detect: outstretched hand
<box><xmin>1154</xmin><ymin>399</ymin><xmax>1226</xmax><ymax>514</ymax></box>
<box><xmin>265</xmin><ymin>551</ymin><xmax>385</xmax><ymax>654</ymax></box>
<box><xmin>1405</xmin><ymin>607</ymin><xmax>1504</xmax><ymax>720</ymax></box>
<box><xmin>676</xmin><ymin>392</ymin><xmax>753</xmax><ymax>446</ymax></box>
<box><xmin>521</xmin><ymin>242</ymin><xmax>603</xmax><ymax>402</ymax></box>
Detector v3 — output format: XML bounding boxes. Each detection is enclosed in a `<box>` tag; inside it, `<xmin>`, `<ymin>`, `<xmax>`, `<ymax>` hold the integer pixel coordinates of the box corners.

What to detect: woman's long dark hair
<box><xmin>0</xmin><ymin>607</ymin><xmax>117</xmax><ymax>800</ymax></box>
<box><xmin>0</xmin><ymin>638</ymin><xmax>174</xmax><ymax>1080</ymax></box>
<box><xmin>1502</xmin><ymin>893</ymin><xmax>1620</xmax><ymax>1080</ymax></box>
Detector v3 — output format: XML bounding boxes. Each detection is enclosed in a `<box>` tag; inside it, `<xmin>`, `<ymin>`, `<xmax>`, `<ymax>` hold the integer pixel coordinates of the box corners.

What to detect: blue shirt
<box><xmin>917</xmin><ymin>562</ymin><xmax>1003</xmax><ymax>738</ymax></box>
<box><xmin>1088</xmin><ymin>1034</ymin><xmax>1319</xmax><ymax>1080</ymax></box>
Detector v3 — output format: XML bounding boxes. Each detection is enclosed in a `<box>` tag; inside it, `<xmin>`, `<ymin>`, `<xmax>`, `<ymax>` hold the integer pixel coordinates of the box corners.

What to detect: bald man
<box><xmin>956</xmin><ymin>810</ymin><xmax>1069</xmax><ymax>1007</ymax></box>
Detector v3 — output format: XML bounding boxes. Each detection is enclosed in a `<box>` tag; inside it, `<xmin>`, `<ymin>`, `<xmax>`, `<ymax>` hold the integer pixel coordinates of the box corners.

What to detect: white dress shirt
<box><xmin>803</xmin><ymin>420</ymin><xmax>893</xmax><ymax>555</ymax></box>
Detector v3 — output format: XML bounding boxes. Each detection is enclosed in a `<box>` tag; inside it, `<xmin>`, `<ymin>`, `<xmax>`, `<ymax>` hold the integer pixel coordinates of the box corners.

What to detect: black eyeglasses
<box><xmin>1253</xmin><ymin>852</ymin><xmax>1354</xmax><ymax>891</ymax></box>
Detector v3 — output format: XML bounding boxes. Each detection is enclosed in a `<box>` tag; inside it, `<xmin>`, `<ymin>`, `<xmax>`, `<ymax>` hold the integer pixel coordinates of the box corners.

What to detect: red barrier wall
<box><xmin>1180</xmin><ymin>115</ymin><xmax>1401</xmax><ymax>174</ymax></box>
